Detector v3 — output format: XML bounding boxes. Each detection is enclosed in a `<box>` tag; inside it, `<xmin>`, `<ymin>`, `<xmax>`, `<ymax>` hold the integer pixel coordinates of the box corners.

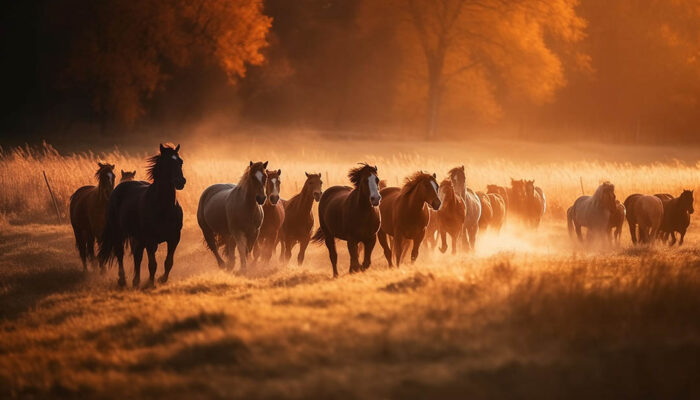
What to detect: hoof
<box><xmin>439</xmin><ymin>247</ymin><xmax>447</xmax><ymax>253</ymax></box>
<box><xmin>157</xmin><ymin>275</ymin><xmax>168</xmax><ymax>284</ymax></box>
<box><xmin>117</xmin><ymin>277</ymin><xmax>126</xmax><ymax>288</ymax></box>
<box><xmin>141</xmin><ymin>280</ymin><xmax>155</xmax><ymax>290</ymax></box>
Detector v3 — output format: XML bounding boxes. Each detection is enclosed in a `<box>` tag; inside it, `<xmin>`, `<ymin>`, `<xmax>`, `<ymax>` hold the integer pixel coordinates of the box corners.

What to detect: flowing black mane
<box><xmin>400</xmin><ymin>171</ymin><xmax>434</xmax><ymax>196</ymax></box>
<box><xmin>348</xmin><ymin>163</ymin><xmax>377</xmax><ymax>188</ymax></box>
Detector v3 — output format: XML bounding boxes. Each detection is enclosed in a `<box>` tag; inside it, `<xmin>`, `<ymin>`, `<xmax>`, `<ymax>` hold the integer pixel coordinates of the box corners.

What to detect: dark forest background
<box><xmin>2</xmin><ymin>0</ymin><xmax>700</xmax><ymax>144</ymax></box>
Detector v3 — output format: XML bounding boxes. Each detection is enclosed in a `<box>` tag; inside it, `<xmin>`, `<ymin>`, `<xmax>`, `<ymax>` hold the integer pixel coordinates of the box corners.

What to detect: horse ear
<box><xmin>432</xmin><ymin>173</ymin><xmax>437</xmax><ymax>179</ymax></box>
<box><xmin>277</xmin><ymin>169</ymin><xmax>281</xmax><ymax>176</ymax></box>
<box><xmin>175</xmin><ymin>144</ymin><xmax>180</xmax><ymax>152</ymax></box>
<box><xmin>121</xmin><ymin>169</ymin><xmax>125</xmax><ymax>174</ymax></box>
<box><xmin>97</xmin><ymin>162</ymin><xmax>104</xmax><ymax>168</ymax></box>
<box><xmin>160</xmin><ymin>144</ymin><xmax>166</xmax><ymax>153</ymax></box>
<box><xmin>305</xmin><ymin>172</ymin><xmax>309</xmax><ymax>178</ymax></box>
<box><xmin>250</xmin><ymin>161</ymin><xmax>253</xmax><ymax>167</ymax></box>
<box><xmin>263</xmin><ymin>161</ymin><xmax>268</xmax><ymax>168</ymax></box>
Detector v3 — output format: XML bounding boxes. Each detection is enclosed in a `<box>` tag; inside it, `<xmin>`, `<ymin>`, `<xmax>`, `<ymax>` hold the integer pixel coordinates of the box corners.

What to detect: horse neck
<box><xmin>443</xmin><ymin>188</ymin><xmax>456</xmax><ymax>207</ymax></box>
<box><xmin>404</xmin><ymin>185</ymin><xmax>427</xmax><ymax>212</ymax></box>
<box><xmin>349</xmin><ymin>186</ymin><xmax>373</xmax><ymax>213</ymax></box>
<box><xmin>297</xmin><ymin>183</ymin><xmax>315</xmax><ymax>211</ymax></box>
<box><xmin>97</xmin><ymin>179</ymin><xmax>112</xmax><ymax>199</ymax></box>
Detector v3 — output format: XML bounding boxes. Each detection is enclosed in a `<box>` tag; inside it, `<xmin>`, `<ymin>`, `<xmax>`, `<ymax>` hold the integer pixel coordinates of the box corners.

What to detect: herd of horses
<box><xmin>68</xmin><ymin>144</ymin><xmax>693</xmax><ymax>287</ymax></box>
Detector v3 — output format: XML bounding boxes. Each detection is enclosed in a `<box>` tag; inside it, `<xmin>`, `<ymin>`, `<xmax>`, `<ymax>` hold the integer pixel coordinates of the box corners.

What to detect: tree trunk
<box><xmin>426</xmin><ymin>74</ymin><xmax>441</xmax><ymax>140</ymax></box>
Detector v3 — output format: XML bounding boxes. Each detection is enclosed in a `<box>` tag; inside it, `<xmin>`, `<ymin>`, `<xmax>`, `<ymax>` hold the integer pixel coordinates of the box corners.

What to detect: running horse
<box><xmin>657</xmin><ymin>190</ymin><xmax>694</xmax><ymax>246</ymax></box>
<box><xmin>448</xmin><ymin>166</ymin><xmax>481</xmax><ymax>250</ymax></box>
<box><xmin>98</xmin><ymin>144</ymin><xmax>186</xmax><ymax>287</ymax></box>
<box><xmin>313</xmin><ymin>163</ymin><xmax>381</xmax><ymax>277</ymax></box>
<box><xmin>70</xmin><ymin>162</ymin><xmax>116</xmax><ymax>272</ymax></box>
<box><xmin>567</xmin><ymin>181</ymin><xmax>617</xmax><ymax>245</ymax></box>
<box><xmin>280</xmin><ymin>172</ymin><xmax>323</xmax><ymax>265</ymax></box>
<box><xmin>377</xmin><ymin>172</ymin><xmax>441</xmax><ymax>266</ymax></box>
<box><xmin>436</xmin><ymin>178</ymin><xmax>466</xmax><ymax>254</ymax></box>
<box><xmin>197</xmin><ymin>161</ymin><xmax>268</xmax><ymax>272</ymax></box>
<box><xmin>524</xmin><ymin>180</ymin><xmax>546</xmax><ymax>228</ymax></box>
<box><xmin>624</xmin><ymin>193</ymin><xmax>664</xmax><ymax>245</ymax></box>
<box><xmin>253</xmin><ymin>169</ymin><xmax>285</xmax><ymax>262</ymax></box>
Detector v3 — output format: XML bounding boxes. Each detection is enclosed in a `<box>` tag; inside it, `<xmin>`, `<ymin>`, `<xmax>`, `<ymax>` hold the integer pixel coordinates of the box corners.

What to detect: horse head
<box><xmin>96</xmin><ymin>162</ymin><xmax>116</xmax><ymax>190</ymax></box>
<box><xmin>510</xmin><ymin>178</ymin><xmax>526</xmax><ymax>198</ymax></box>
<box><xmin>598</xmin><ymin>181</ymin><xmax>617</xmax><ymax>213</ymax></box>
<box><xmin>151</xmin><ymin>144</ymin><xmax>186</xmax><ymax>190</ymax></box>
<box><xmin>304</xmin><ymin>172</ymin><xmax>323</xmax><ymax>202</ymax></box>
<box><xmin>680</xmin><ymin>189</ymin><xmax>694</xmax><ymax>214</ymax></box>
<box><xmin>349</xmin><ymin>163</ymin><xmax>380</xmax><ymax>207</ymax></box>
<box><xmin>248</xmin><ymin>161</ymin><xmax>268</xmax><ymax>205</ymax></box>
<box><xmin>449</xmin><ymin>166</ymin><xmax>466</xmax><ymax>199</ymax></box>
<box><xmin>265</xmin><ymin>169</ymin><xmax>281</xmax><ymax>205</ymax></box>
<box><xmin>120</xmin><ymin>169</ymin><xmax>136</xmax><ymax>182</ymax></box>
<box><xmin>423</xmin><ymin>173</ymin><xmax>441</xmax><ymax>210</ymax></box>
<box><xmin>524</xmin><ymin>180</ymin><xmax>536</xmax><ymax>197</ymax></box>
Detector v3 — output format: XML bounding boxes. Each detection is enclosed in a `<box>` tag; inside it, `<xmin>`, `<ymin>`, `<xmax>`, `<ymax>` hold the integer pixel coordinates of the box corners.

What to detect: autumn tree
<box><xmin>363</xmin><ymin>0</ymin><xmax>586</xmax><ymax>139</ymax></box>
<box><xmin>51</xmin><ymin>0</ymin><xmax>271</xmax><ymax>128</ymax></box>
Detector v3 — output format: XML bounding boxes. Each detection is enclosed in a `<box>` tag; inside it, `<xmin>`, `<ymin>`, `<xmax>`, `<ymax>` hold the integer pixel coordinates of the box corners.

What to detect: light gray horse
<box><xmin>567</xmin><ymin>181</ymin><xmax>617</xmax><ymax>244</ymax></box>
<box><xmin>197</xmin><ymin>161</ymin><xmax>268</xmax><ymax>272</ymax></box>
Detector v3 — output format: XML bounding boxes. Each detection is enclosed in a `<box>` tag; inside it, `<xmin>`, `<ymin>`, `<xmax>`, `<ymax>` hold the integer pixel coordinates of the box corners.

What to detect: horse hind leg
<box><xmin>74</xmin><ymin>230</ymin><xmax>88</xmax><ymax>271</ymax></box>
<box><xmin>202</xmin><ymin>227</ymin><xmax>225</xmax><ymax>268</ymax></box>
<box><xmin>131</xmin><ymin>242</ymin><xmax>145</xmax><ymax>288</ymax></box>
<box><xmin>669</xmin><ymin>232</ymin><xmax>677</xmax><ymax>246</ymax></box>
<box><xmin>145</xmin><ymin>244</ymin><xmax>158</xmax><ymax>287</ymax></box>
<box><xmin>159</xmin><ymin>232</ymin><xmax>180</xmax><ymax>284</ymax></box>
<box><xmin>347</xmin><ymin>240</ymin><xmax>361</xmax><ymax>273</ymax></box>
<box><xmin>324</xmin><ymin>236</ymin><xmax>339</xmax><ymax>278</ymax></box>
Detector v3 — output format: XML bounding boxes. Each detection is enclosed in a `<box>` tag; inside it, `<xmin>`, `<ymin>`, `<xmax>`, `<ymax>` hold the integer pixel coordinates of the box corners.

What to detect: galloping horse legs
<box><xmin>451</xmin><ymin>230</ymin><xmax>459</xmax><ymax>255</ymax></box>
<box><xmin>393</xmin><ymin>236</ymin><xmax>404</xmax><ymax>267</ymax></box>
<box><xmin>347</xmin><ymin>240</ymin><xmax>361</xmax><ymax>273</ymax></box>
<box><xmin>679</xmin><ymin>230</ymin><xmax>686</xmax><ymax>245</ymax></box>
<box><xmin>669</xmin><ymin>232</ymin><xmax>677</xmax><ymax>246</ymax></box>
<box><xmin>115</xmin><ymin>238</ymin><xmax>126</xmax><ymax>288</ymax></box>
<box><xmin>297</xmin><ymin>237</ymin><xmax>310</xmax><ymax>266</ymax></box>
<box><xmin>145</xmin><ymin>244</ymin><xmax>158</xmax><ymax>286</ymax></box>
<box><xmin>131</xmin><ymin>241</ymin><xmax>145</xmax><ymax>288</ymax></box>
<box><xmin>377</xmin><ymin>230</ymin><xmax>392</xmax><ymax>267</ymax></box>
<box><xmin>575</xmin><ymin>223</ymin><xmax>584</xmax><ymax>242</ymax></box>
<box><xmin>159</xmin><ymin>232</ymin><xmax>179</xmax><ymax>284</ymax></box>
<box><xmin>325</xmin><ymin>236</ymin><xmax>338</xmax><ymax>278</ymax></box>
<box><xmin>225</xmin><ymin>236</ymin><xmax>237</xmax><ymax>270</ymax></box>
<box><xmin>236</xmin><ymin>234</ymin><xmax>248</xmax><ymax>273</ymax></box>
<box><xmin>361</xmin><ymin>235</ymin><xmax>376</xmax><ymax>271</ymax></box>
<box><xmin>410</xmin><ymin>231</ymin><xmax>425</xmax><ymax>263</ymax></box>
<box><xmin>439</xmin><ymin>230</ymin><xmax>448</xmax><ymax>253</ymax></box>
<box><xmin>628</xmin><ymin>223</ymin><xmax>638</xmax><ymax>244</ymax></box>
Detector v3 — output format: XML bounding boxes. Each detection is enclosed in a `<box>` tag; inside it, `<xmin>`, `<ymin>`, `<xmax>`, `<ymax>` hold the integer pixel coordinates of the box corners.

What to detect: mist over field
<box><xmin>2</xmin><ymin>0</ymin><xmax>700</xmax><ymax>398</ymax></box>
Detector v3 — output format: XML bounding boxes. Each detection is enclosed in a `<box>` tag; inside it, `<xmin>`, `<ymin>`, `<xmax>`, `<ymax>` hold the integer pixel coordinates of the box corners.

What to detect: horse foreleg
<box><xmin>439</xmin><ymin>230</ymin><xmax>448</xmax><ymax>253</ymax></box>
<box><xmin>236</xmin><ymin>234</ymin><xmax>248</xmax><ymax>274</ymax></box>
<box><xmin>297</xmin><ymin>237</ymin><xmax>310</xmax><ymax>266</ymax></box>
<box><xmin>75</xmin><ymin>231</ymin><xmax>88</xmax><ymax>272</ymax></box>
<box><xmin>145</xmin><ymin>244</ymin><xmax>158</xmax><ymax>287</ymax></box>
<box><xmin>131</xmin><ymin>242</ymin><xmax>145</xmax><ymax>288</ymax></box>
<box><xmin>225</xmin><ymin>237</ymin><xmax>237</xmax><ymax>270</ymax></box>
<box><xmin>451</xmin><ymin>229</ymin><xmax>459</xmax><ymax>255</ymax></box>
<box><xmin>679</xmin><ymin>230</ymin><xmax>686</xmax><ymax>246</ymax></box>
<box><xmin>347</xmin><ymin>240</ymin><xmax>360</xmax><ymax>273</ymax></box>
<box><xmin>377</xmin><ymin>230</ymin><xmax>392</xmax><ymax>267</ymax></box>
<box><xmin>324</xmin><ymin>236</ymin><xmax>338</xmax><ymax>278</ymax></box>
<box><xmin>86</xmin><ymin>234</ymin><xmax>97</xmax><ymax>270</ymax></box>
<box><xmin>394</xmin><ymin>236</ymin><xmax>404</xmax><ymax>267</ymax></box>
<box><xmin>628</xmin><ymin>223</ymin><xmax>638</xmax><ymax>244</ymax></box>
<box><xmin>159</xmin><ymin>232</ymin><xmax>180</xmax><ymax>284</ymax></box>
<box><xmin>410</xmin><ymin>230</ymin><xmax>425</xmax><ymax>264</ymax></box>
<box><xmin>362</xmin><ymin>236</ymin><xmax>376</xmax><ymax>271</ymax></box>
<box><xmin>669</xmin><ymin>232</ymin><xmax>677</xmax><ymax>246</ymax></box>
<box><xmin>283</xmin><ymin>238</ymin><xmax>294</xmax><ymax>264</ymax></box>
<box><xmin>575</xmin><ymin>223</ymin><xmax>584</xmax><ymax>243</ymax></box>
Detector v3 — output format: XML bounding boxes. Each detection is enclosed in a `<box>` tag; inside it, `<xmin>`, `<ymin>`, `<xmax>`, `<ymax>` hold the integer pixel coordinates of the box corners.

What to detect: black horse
<box><xmin>99</xmin><ymin>144</ymin><xmax>186</xmax><ymax>287</ymax></box>
<box><xmin>658</xmin><ymin>190</ymin><xmax>694</xmax><ymax>246</ymax></box>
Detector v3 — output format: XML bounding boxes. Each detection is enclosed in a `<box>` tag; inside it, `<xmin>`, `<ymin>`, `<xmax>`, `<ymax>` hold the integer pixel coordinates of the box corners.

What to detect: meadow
<box><xmin>0</xmin><ymin>137</ymin><xmax>699</xmax><ymax>398</ymax></box>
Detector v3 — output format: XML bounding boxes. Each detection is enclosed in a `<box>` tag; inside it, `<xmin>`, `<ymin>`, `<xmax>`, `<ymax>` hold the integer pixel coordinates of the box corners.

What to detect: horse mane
<box><xmin>348</xmin><ymin>163</ymin><xmax>377</xmax><ymax>188</ymax></box>
<box><xmin>238</xmin><ymin>162</ymin><xmax>266</xmax><ymax>190</ymax></box>
<box><xmin>593</xmin><ymin>181</ymin><xmax>615</xmax><ymax>199</ymax></box>
<box><xmin>439</xmin><ymin>178</ymin><xmax>454</xmax><ymax>194</ymax></box>
<box><xmin>94</xmin><ymin>164</ymin><xmax>113</xmax><ymax>182</ymax></box>
<box><xmin>400</xmin><ymin>171</ymin><xmax>433</xmax><ymax>196</ymax></box>
<box><xmin>146</xmin><ymin>144</ymin><xmax>177</xmax><ymax>181</ymax></box>
<box><xmin>448</xmin><ymin>166</ymin><xmax>465</xmax><ymax>180</ymax></box>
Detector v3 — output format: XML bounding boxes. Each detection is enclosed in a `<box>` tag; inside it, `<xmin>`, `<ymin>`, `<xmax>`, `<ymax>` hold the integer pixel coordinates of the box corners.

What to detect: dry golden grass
<box><xmin>0</xmin><ymin>138</ymin><xmax>699</xmax><ymax>398</ymax></box>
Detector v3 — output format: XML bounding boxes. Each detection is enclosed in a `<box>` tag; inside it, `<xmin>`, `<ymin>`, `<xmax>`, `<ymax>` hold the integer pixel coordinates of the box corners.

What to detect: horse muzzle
<box><xmin>370</xmin><ymin>194</ymin><xmax>381</xmax><ymax>207</ymax></box>
<box><xmin>313</xmin><ymin>192</ymin><xmax>322</xmax><ymax>202</ymax></box>
<box><xmin>430</xmin><ymin>198</ymin><xmax>442</xmax><ymax>211</ymax></box>
<box><xmin>269</xmin><ymin>195</ymin><xmax>280</xmax><ymax>205</ymax></box>
<box><xmin>175</xmin><ymin>177</ymin><xmax>186</xmax><ymax>190</ymax></box>
<box><xmin>256</xmin><ymin>195</ymin><xmax>266</xmax><ymax>205</ymax></box>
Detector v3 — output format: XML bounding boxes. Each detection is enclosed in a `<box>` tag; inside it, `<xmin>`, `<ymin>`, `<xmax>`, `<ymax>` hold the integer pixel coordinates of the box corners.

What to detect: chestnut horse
<box><xmin>448</xmin><ymin>166</ymin><xmax>481</xmax><ymax>250</ymax></box>
<box><xmin>487</xmin><ymin>193</ymin><xmax>506</xmax><ymax>233</ymax></box>
<box><xmin>377</xmin><ymin>172</ymin><xmax>441</xmax><ymax>266</ymax></box>
<box><xmin>280</xmin><ymin>172</ymin><xmax>323</xmax><ymax>265</ymax></box>
<box><xmin>197</xmin><ymin>161</ymin><xmax>268</xmax><ymax>272</ymax></box>
<box><xmin>253</xmin><ymin>169</ymin><xmax>285</xmax><ymax>262</ymax></box>
<box><xmin>70</xmin><ymin>162</ymin><xmax>116</xmax><ymax>271</ymax></box>
<box><xmin>567</xmin><ymin>182</ymin><xmax>617</xmax><ymax>244</ymax></box>
<box><xmin>624</xmin><ymin>193</ymin><xmax>664</xmax><ymax>245</ymax></box>
<box><xmin>312</xmin><ymin>164</ymin><xmax>381</xmax><ymax>277</ymax></box>
<box><xmin>120</xmin><ymin>170</ymin><xmax>136</xmax><ymax>182</ymax></box>
<box><xmin>98</xmin><ymin>144</ymin><xmax>185</xmax><ymax>287</ymax></box>
<box><xmin>476</xmin><ymin>191</ymin><xmax>493</xmax><ymax>231</ymax></box>
<box><xmin>437</xmin><ymin>178</ymin><xmax>465</xmax><ymax>254</ymax></box>
<box><xmin>657</xmin><ymin>190</ymin><xmax>694</xmax><ymax>246</ymax></box>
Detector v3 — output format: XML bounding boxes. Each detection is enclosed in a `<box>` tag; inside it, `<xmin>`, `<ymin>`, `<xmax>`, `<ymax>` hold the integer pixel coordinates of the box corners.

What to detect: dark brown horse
<box><xmin>120</xmin><ymin>170</ymin><xmax>136</xmax><ymax>182</ymax></box>
<box><xmin>608</xmin><ymin>199</ymin><xmax>626</xmax><ymax>245</ymax></box>
<box><xmin>487</xmin><ymin>193</ymin><xmax>506</xmax><ymax>233</ymax></box>
<box><xmin>312</xmin><ymin>164</ymin><xmax>381</xmax><ymax>277</ymax></box>
<box><xmin>657</xmin><ymin>190</ymin><xmax>694</xmax><ymax>246</ymax></box>
<box><xmin>99</xmin><ymin>144</ymin><xmax>186</xmax><ymax>287</ymax></box>
<box><xmin>70</xmin><ymin>162</ymin><xmax>116</xmax><ymax>271</ymax></box>
<box><xmin>436</xmin><ymin>178</ymin><xmax>465</xmax><ymax>254</ymax></box>
<box><xmin>377</xmin><ymin>172</ymin><xmax>441</xmax><ymax>266</ymax></box>
<box><xmin>253</xmin><ymin>169</ymin><xmax>285</xmax><ymax>262</ymax></box>
<box><xmin>197</xmin><ymin>161</ymin><xmax>268</xmax><ymax>272</ymax></box>
<box><xmin>280</xmin><ymin>172</ymin><xmax>323</xmax><ymax>265</ymax></box>
<box><xmin>476</xmin><ymin>191</ymin><xmax>493</xmax><ymax>231</ymax></box>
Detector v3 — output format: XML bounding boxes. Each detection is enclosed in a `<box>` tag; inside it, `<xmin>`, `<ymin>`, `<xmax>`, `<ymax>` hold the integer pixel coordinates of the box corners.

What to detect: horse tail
<box><xmin>566</xmin><ymin>206</ymin><xmax>575</xmax><ymax>238</ymax></box>
<box><xmin>311</xmin><ymin>228</ymin><xmax>325</xmax><ymax>244</ymax></box>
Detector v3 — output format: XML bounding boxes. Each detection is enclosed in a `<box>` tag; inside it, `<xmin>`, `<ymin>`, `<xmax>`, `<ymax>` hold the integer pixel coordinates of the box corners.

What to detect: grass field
<box><xmin>0</xmin><ymin>137</ymin><xmax>699</xmax><ymax>398</ymax></box>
